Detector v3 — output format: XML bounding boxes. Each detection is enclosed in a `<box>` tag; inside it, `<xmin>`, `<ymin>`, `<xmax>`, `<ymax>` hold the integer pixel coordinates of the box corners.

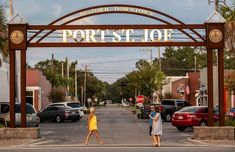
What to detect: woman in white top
<box><xmin>149</xmin><ymin>107</ymin><xmax>162</xmax><ymax>147</ymax></box>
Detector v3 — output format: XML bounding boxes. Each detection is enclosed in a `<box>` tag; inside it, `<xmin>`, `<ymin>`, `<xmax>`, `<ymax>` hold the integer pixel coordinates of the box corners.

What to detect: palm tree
<box><xmin>0</xmin><ymin>4</ymin><xmax>8</xmax><ymax>57</ymax></box>
<box><xmin>219</xmin><ymin>2</ymin><xmax>235</xmax><ymax>52</ymax></box>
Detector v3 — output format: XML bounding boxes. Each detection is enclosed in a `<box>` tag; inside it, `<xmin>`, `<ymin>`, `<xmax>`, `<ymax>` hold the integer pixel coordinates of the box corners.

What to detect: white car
<box><xmin>0</xmin><ymin>102</ymin><xmax>39</xmax><ymax>127</ymax></box>
<box><xmin>48</xmin><ymin>102</ymin><xmax>84</xmax><ymax>117</ymax></box>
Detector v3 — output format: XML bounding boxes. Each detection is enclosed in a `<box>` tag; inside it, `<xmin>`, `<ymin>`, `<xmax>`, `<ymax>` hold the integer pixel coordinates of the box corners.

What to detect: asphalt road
<box><xmin>0</xmin><ymin>105</ymin><xmax>234</xmax><ymax>151</ymax></box>
<box><xmin>29</xmin><ymin>104</ymin><xmax>193</xmax><ymax>146</ymax></box>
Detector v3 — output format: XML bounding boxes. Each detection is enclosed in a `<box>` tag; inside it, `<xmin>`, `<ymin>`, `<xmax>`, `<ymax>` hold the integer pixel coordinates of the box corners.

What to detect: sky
<box><xmin>2</xmin><ymin>0</ymin><xmax>231</xmax><ymax>83</ymax></box>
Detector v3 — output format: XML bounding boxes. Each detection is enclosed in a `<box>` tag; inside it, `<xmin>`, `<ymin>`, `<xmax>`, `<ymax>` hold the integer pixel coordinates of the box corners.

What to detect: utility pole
<box><xmin>194</xmin><ymin>56</ymin><xmax>197</xmax><ymax>72</ymax></box>
<box><xmin>157</xmin><ymin>47</ymin><xmax>162</xmax><ymax>102</ymax></box>
<box><xmin>61</xmin><ymin>62</ymin><xmax>64</xmax><ymax>78</ymax></box>
<box><xmin>74</xmin><ymin>61</ymin><xmax>78</xmax><ymax>102</ymax></box>
<box><xmin>140</xmin><ymin>49</ymin><xmax>153</xmax><ymax>64</ymax></box>
<box><xmin>84</xmin><ymin>65</ymin><xmax>87</xmax><ymax>107</ymax></box>
<box><xmin>66</xmin><ymin>57</ymin><xmax>70</xmax><ymax>92</ymax></box>
<box><xmin>208</xmin><ymin>0</ymin><xmax>227</xmax><ymax>11</ymax></box>
<box><xmin>9</xmin><ymin>0</ymin><xmax>14</xmax><ymax>17</ymax></box>
<box><xmin>51</xmin><ymin>54</ymin><xmax>54</xmax><ymax>88</ymax></box>
<box><xmin>158</xmin><ymin>47</ymin><xmax>161</xmax><ymax>71</ymax></box>
<box><xmin>81</xmin><ymin>86</ymin><xmax>84</xmax><ymax>106</ymax></box>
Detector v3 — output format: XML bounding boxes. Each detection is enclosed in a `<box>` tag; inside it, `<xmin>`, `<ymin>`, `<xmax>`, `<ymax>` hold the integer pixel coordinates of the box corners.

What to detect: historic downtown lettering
<box><xmin>62</xmin><ymin>29</ymin><xmax>173</xmax><ymax>43</ymax></box>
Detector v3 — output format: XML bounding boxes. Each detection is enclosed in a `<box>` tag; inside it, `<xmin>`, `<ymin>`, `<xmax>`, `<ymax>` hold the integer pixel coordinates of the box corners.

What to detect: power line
<box><xmin>83</xmin><ymin>58</ymin><xmax>149</xmax><ymax>65</ymax></box>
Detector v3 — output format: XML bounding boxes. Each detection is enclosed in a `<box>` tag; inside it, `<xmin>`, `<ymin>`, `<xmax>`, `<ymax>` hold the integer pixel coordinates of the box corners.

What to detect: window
<box><xmin>15</xmin><ymin>104</ymin><xmax>21</xmax><ymax>113</ymax></box>
<box><xmin>0</xmin><ymin>104</ymin><xmax>9</xmax><ymax>113</ymax></box>
<box><xmin>26</xmin><ymin>91</ymin><xmax>33</xmax><ymax>96</ymax></box>
<box><xmin>26</xmin><ymin>105</ymin><xmax>36</xmax><ymax>114</ymax></box>
<box><xmin>50</xmin><ymin>104</ymin><xmax>65</xmax><ymax>107</ymax></box>
<box><xmin>177</xmin><ymin>101</ymin><xmax>184</xmax><ymax>106</ymax></box>
<box><xmin>67</xmin><ymin>103</ymin><xmax>81</xmax><ymax>108</ymax></box>
<box><xmin>162</xmin><ymin>100</ymin><xmax>175</xmax><ymax>106</ymax></box>
<box><xmin>184</xmin><ymin>102</ymin><xmax>191</xmax><ymax>106</ymax></box>
<box><xmin>202</xmin><ymin>108</ymin><xmax>208</xmax><ymax>113</ymax></box>
<box><xmin>178</xmin><ymin>107</ymin><xmax>200</xmax><ymax>113</ymax></box>
<box><xmin>44</xmin><ymin>107</ymin><xmax>55</xmax><ymax>112</ymax></box>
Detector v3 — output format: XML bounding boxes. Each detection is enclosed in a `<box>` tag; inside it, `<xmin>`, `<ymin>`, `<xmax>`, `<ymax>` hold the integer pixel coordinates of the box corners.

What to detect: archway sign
<box><xmin>8</xmin><ymin>4</ymin><xmax>225</xmax><ymax>128</ymax></box>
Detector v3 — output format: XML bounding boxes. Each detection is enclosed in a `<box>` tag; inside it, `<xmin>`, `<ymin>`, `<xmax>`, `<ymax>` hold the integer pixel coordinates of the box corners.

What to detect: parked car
<box><xmin>48</xmin><ymin>102</ymin><xmax>84</xmax><ymax>117</ymax></box>
<box><xmin>138</xmin><ymin>103</ymin><xmax>160</xmax><ymax>119</ymax></box>
<box><xmin>0</xmin><ymin>102</ymin><xmax>39</xmax><ymax>127</ymax></box>
<box><xmin>226</xmin><ymin>108</ymin><xmax>235</xmax><ymax>120</ymax></box>
<box><xmin>171</xmin><ymin>106</ymin><xmax>219</xmax><ymax>131</ymax></box>
<box><xmin>158</xmin><ymin>99</ymin><xmax>191</xmax><ymax>122</ymax></box>
<box><xmin>140</xmin><ymin>99</ymin><xmax>191</xmax><ymax>121</ymax></box>
<box><xmin>37</xmin><ymin>106</ymin><xmax>80</xmax><ymax>123</ymax></box>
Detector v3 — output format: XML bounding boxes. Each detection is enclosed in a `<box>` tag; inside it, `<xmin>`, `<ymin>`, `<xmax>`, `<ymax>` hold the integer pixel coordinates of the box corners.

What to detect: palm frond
<box><xmin>219</xmin><ymin>3</ymin><xmax>235</xmax><ymax>52</ymax></box>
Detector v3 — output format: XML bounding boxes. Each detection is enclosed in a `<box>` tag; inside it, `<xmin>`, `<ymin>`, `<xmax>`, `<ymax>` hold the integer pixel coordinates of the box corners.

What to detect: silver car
<box><xmin>48</xmin><ymin>102</ymin><xmax>84</xmax><ymax>117</ymax></box>
<box><xmin>0</xmin><ymin>102</ymin><xmax>39</xmax><ymax>127</ymax></box>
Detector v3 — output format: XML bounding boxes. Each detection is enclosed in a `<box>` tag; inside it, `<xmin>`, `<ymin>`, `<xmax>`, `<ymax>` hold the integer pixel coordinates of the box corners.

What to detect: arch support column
<box><xmin>218</xmin><ymin>48</ymin><xmax>225</xmax><ymax>126</ymax></box>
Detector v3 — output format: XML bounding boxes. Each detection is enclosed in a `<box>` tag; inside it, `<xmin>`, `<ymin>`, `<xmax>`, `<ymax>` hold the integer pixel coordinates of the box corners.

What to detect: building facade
<box><xmin>0</xmin><ymin>54</ymin><xmax>9</xmax><ymax>102</ymax></box>
<box><xmin>26</xmin><ymin>69</ymin><xmax>51</xmax><ymax>111</ymax></box>
<box><xmin>162</xmin><ymin>72</ymin><xmax>200</xmax><ymax>106</ymax></box>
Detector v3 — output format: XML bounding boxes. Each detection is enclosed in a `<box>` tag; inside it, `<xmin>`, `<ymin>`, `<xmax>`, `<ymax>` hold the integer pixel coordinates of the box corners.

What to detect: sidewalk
<box><xmin>187</xmin><ymin>138</ymin><xmax>235</xmax><ymax>147</ymax></box>
<box><xmin>0</xmin><ymin>139</ymin><xmax>32</xmax><ymax>147</ymax></box>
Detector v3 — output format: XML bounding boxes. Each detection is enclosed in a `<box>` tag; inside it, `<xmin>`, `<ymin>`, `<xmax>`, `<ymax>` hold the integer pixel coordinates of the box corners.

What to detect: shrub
<box><xmin>48</xmin><ymin>87</ymin><xmax>65</xmax><ymax>103</ymax></box>
<box><xmin>215</xmin><ymin>119</ymin><xmax>235</xmax><ymax>126</ymax></box>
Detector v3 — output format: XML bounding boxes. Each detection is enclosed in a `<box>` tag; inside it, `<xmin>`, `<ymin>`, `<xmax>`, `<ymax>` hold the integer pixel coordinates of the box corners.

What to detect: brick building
<box><xmin>26</xmin><ymin>69</ymin><xmax>51</xmax><ymax>111</ymax></box>
<box><xmin>171</xmin><ymin>72</ymin><xmax>200</xmax><ymax>105</ymax></box>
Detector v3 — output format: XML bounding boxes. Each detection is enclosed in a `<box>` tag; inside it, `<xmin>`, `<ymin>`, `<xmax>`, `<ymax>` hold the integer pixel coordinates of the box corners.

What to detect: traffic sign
<box><xmin>136</xmin><ymin>95</ymin><xmax>144</xmax><ymax>103</ymax></box>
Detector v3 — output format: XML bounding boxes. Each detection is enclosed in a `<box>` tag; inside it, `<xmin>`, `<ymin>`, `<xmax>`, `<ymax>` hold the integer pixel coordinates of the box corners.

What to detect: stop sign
<box><xmin>137</xmin><ymin>95</ymin><xmax>144</xmax><ymax>103</ymax></box>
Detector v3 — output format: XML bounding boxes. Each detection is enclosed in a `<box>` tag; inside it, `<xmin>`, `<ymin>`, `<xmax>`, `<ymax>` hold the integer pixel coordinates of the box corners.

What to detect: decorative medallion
<box><xmin>10</xmin><ymin>30</ymin><xmax>24</xmax><ymax>44</ymax></box>
<box><xmin>209</xmin><ymin>29</ymin><xmax>223</xmax><ymax>43</ymax></box>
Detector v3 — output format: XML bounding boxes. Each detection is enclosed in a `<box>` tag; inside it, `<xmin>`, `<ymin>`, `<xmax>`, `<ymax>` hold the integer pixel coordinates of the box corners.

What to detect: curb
<box><xmin>186</xmin><ymin>138</ymin><xmax>235</xmax><ymax>147</ymax></box>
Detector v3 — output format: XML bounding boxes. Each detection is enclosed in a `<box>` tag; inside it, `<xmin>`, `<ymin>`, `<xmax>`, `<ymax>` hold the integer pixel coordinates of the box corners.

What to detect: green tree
<box><xmin>160</xmin><ymin>47</ymin><xmax>209</xmax><ymax>76</ymax></box>
<box><xmin>108</xmin><ymin>60</ymin><xmax>166</xmax><ymax>103</ymax></box>
<box><xmin>35</xmin><ymin>59</ymin><xmax>108</xmax><ymax>104</ymax></box>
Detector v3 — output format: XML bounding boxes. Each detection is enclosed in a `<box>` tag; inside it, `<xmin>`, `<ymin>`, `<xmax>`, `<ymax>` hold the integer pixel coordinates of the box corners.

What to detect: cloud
<box><xmin>52</xmin><ymin>4</ymin><xmax>62</xmax><ymax>17</ymax></box>
<box><xmin>58</xmin><ymin>16</ymin><xmax>95</xmax><ymax>25</ymax></box>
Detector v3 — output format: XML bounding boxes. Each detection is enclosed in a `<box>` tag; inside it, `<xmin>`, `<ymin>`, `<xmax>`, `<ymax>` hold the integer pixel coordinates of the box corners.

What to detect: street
<box><xmin>31</xmin><ymin>104</ymin><xmax>193</xmax><ymax>146</ymax></box>
<box><xmin>0</xmin><ymin>105</ymin><xmax>234</xmax><ymax>152</ymax></box>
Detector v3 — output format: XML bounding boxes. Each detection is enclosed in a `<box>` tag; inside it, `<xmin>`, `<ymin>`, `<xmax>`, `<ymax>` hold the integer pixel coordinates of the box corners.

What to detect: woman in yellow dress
<box><xmin>85</xmin><ymin>107</ymin><xmax>103</xmax><ymax>145</ymax></box>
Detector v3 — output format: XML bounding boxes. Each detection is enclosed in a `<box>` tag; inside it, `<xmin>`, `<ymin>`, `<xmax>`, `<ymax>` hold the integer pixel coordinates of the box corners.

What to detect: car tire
<box><xmin>34</xmin><ymin>124</ymin><xmax>39</xmax><ymax>127</ymax></box>
<box><xmin>177</xmin><ymin>126</ymin><xmax>186</xmax><ymax>131</ymax></box>
<box><xmin>200</xmin><ymin>121</ymin><xmax>207</xmax><ymax>126</ymax></box>
<box><xmin>39</xmin><ymin>117</ymin><xmax>44</xmax><ymax>123</ymax></box>
<box><xmin>55</xmin><ymin>115</ymin><xmax>63</xmax><ymax>123</ymax></box>
<box><xmin>165</xmin><ymin>113</ymin><xmax>172</xmax><ymax>122</ymax></box>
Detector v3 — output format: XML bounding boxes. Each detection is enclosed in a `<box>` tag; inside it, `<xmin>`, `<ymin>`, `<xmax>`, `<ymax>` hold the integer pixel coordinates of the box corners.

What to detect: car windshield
<box><xmin>67</xmin><ymin>103</ymin><xmax>81</xmax><ymax>108</ymax></box>
<box><xmin>178</xmin><ymin>106</ymin><xmax>201</xmax><ymax>113</ymax></box>
<box><xmin>162</xmin><ymin>100</ymin><xmax>175</xmax><ymax>106</ymax></box>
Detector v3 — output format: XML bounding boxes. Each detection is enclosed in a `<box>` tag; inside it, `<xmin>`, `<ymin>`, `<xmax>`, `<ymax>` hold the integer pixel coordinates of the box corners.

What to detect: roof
<box><xmin>8</xmin><ymin>13</ymin><xmax>27</xmax><ymax>24</ymax></box>
<box><xmin>206</xmin><ymin>10</ymin><xmax>226</xmax><ymax>23</ymax></box>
